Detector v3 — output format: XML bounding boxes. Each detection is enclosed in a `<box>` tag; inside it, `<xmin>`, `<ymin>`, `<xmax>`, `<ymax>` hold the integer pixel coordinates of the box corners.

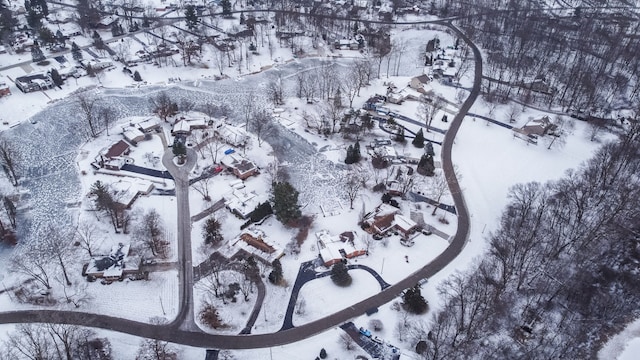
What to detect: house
<box><xmin>409</xmin><ymin>74</ymin><xmax>432</xmax><ymax>94</ymax></box>
<box><xmin>15</xmin><ymin>73</ymin><xmax>53</xmax><ymax>93</ymax></box>
<box><xmin>231</xmin><ymin>229</ymin><xmax>284</xmax><ymax>263</ymax></box>
<box><xmin>363</xmin><ymin>95</ymin><xmax>387</xmax><ymax>111</ymax></box>
<box><xmin>105</xmin><ymin>140</ymin><xmax>131</xmax><ymax>158</ymax></box>
<box><xmin>123</xmin><ymin>127</ymin><xmax>145</xmax><ymax>144</ymax></box>
<box><xmin>216</xmin><ymin>124</ymin><xmax>248</xmax><ymax>147</ymax></box>
<box><xmin>0</xmin><ymin>81</ymin><xmax>10</xmax><ymax>97</ymax></box>
<box><xmin>137</xmin><ymin>118</ymin><xmax>161</xmax><ymax>133</ymax></box>
<box><xmin>522</xmin><ymin>78</ymin><xmax>555</xmax><ymax>94</ymax></box>
<box><xmin>110</xmin><ymin>179</ymin><xmax>154</xmax><ymax>208</ymax></box>
<box><xmin>316</xmin><ymin>230</ymin><xmax>367</xmax><ymax>267</ymax></box>
<box><xmin>514</xmin><ymin>116</ymin><xmax>557</xmax><ymax>137</ymax></box>
<box><xmin>374</xmin><ymin>145</ymin><xmax>397</xmax><ymax>161</ymax></box>
<box><xmin>362</xmin><ymin>203</ymin><xmax>418</xmax><ymax>238</ymax></box>
<box><xmin>370</xmin><ymin>138</ymin><xmax>393</xmax><ymax>148</ymax></box>
<box><xmin>225</xmin><ymin>189</ymin><xmax>263</xmax><ymax>219</ymax></box>
<box><xmin>334</xmin><ymin>38</ymin><xmax>360</xmax><ymax>50</ymax></box>
<box><xmin>172</xmin><ymin>120</ymin><xmax>191</xmax><ymax>136</ymax></box>
<box><xmin>85</xmin><ymin>243</ymin><xmax>140</xmax><ymax>280</ymax></box>
<box><xmin>83</xmin><ymin>58</ymin><xmax>113</xmax><ymax>70</ymax></box>
<box><xmin>96</xmin><ymin>15</ymin><xmax>119</xmax><ymax>29</ymax></box>
<box><xmin>221</xmin><ymin>153</ymin><xmax>258</xmax><ymax>180</ymax></box>
<box><xmin>96</xmin><ymin>140</ymin><xmax>131</xmax><ymax>170</ymax></box>
<box><xmin>394</xmin><ymin>214</ymin><xmax>418</xmax><ymax>237</ymax></box>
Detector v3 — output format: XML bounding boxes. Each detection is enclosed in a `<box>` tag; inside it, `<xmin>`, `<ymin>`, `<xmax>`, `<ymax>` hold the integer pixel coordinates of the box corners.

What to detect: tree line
<box><xmin>412</xmin><ymin>120</ymin><xmax>640</xmax><ymax>359</ymax></box>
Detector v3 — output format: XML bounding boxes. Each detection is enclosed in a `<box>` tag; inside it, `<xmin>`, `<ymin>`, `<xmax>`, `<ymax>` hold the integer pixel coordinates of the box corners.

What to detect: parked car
<box><xmin>359</xmin><ymin>327</ymin><xmax>372</xmax><ymax>337</ymax></box>
<box><xmin>400</xmin><ymin>238</ymin><xmax>415</xmax><ymax>247</ymax></box>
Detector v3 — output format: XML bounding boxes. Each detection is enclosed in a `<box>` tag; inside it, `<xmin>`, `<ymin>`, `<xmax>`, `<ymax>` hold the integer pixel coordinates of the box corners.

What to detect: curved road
<box><xmin>0</xmin><ymin>19</ymin><xmax>481</xmax><ymax>349</ymax></box>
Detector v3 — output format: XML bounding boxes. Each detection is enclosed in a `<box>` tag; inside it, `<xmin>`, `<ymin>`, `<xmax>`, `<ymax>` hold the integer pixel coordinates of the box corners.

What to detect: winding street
<box><xmin>0</xmin><ymin>18</ymin><xmax>482</xmax><ymax>350</ymax></box>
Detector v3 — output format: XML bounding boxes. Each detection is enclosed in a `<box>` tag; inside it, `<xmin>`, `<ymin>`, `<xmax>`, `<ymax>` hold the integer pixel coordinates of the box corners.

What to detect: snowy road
<box><xmin>0</xmin><ymin>18</ymin><xmax>479</xmax><ymax>349</ymax></box>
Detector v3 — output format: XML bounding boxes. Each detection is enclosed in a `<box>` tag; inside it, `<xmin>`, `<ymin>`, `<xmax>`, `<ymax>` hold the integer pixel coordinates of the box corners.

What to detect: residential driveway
<box><xmin>340</xmin><ymin>322</ymin><xmax>400</xmax><ymax>360</ymax></box>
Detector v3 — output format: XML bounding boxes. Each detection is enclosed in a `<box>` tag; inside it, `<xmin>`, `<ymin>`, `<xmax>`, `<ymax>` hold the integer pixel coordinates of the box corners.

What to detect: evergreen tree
<box><xmin>394</xmin><ymin>126</ymin><xmax>406</xmax><ymax>143</ymax></box>
<box><xmin>271</xmin><ymin>181</ymin><xmax>302</xmax><ymax>224</ymax></box>
<box><xmin>319</xmin><ymin>348</ymin><xmax>327</xmax><ymax>359</ymax></box>
<box><xmin>220</xmin><ymin>0</ymin><xmax>231</xmax><ymax>16</ymax></box>
<box><xmin>268</xmin><ymin>259</ymin><xmax>283</xmax><ymax>285</ymax></box>
<box><xmin>417</xmin><ymin>154</ymin><xmax>435</xmax><ymax>176</ymax></box>
<box><xmin>55</xmin><ymin>29</ymin><xmax>65</xmax><ymax>45</ymax></box>
<box><xmin>202</xmin><ymin>217</ymin><xmax>223</xmax><ymax>245</ymax></box>
<box><xmin>353</xmin><ymin>141</ymin><xmax>361</xmax><ymax>162</ymax></box>
<box><xmin>172</xmin><ymin>140</ymin><xmax>187</xmax><ymax>157</ymax></box>
<box><xmin>0</xmin><ymin>7</ymin><xmax>18</xmax><ymax>40</ymax></box>
<box><xmin>133</xmin><ymin>70</ymin><xmax>142</xmax><ymax>82</ymax></box>
<box><xmin>185</xmin><ymin>5</ymin><xmax>198</xmax><ymax>31</ymax></box>
<box><xmin>30</xmin><ymin>43</ymin><xmax>45</xmax><ymax>62</ymax></box>
<box><xmin>71</xmin><ymin>42</ymin><xmax>83</xmax><ymax>61</ymax></box>
<box><xmin>425</xmin><ymin>141</ymin><xmax>434</xmax><ymax>156</ymax></box>
<box><xmin>412</xmin><ymin>128</ymin><xmax>425</xmax><ymax>148</ymax></box>
<box><xmin>330</xmin><ymin>262</ymin><xmax>352</xmax><ymax>287</ymax></box>
<box><xmin>92</xmin><ymin>30</ymin><xmax>104</xmax><ymax>50</ymax></box>
<box><xmin>403</xmin><ymin>285</ymin><xmax>428</xmax><ymax>314</ymax></box>
<box><xmin>50</xmin><ymin>68</ymin><xmax>63</xmax><ymax>87</ymax></box>
<box><xmin>38</xmin><ymin>27</ymin><xmax>55</xmax><ymax>47</ymax></box>
<box><xmin>344</xmin><ymin>145</ymin><xmax>354</xmax><ymax>164</ymax></box>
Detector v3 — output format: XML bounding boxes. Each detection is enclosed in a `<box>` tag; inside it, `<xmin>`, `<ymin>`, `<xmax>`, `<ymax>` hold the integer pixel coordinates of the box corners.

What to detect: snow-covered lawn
<box><xmin>83</xmin><ymin>270</ymin><xmax>179</xmax><ymax>323</ymax></box>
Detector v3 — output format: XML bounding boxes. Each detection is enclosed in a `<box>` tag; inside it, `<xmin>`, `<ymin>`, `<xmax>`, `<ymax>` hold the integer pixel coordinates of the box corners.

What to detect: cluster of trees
<box><xmin>0</xmin><ymin>323</ymin><xmax>112</xmax><ymax>360</ymax></box>
<box><xmin>415</xmin><ymin>123</ymin><xmax>640</xmax><ymax>358</ymax></box>
<box><xmin>75</xmin><ymin>92</ymin><xmax>118</xmax><ymax>138</ymax></box>
<box><xmin>439</xmin><ymin>0</ymin><xmax>640</xmax><ymax>113</ymax></box>
<box><xmin>344</xmin><ymin>141</ymin><xmax>361</xmax><ymax>164</ymax></box>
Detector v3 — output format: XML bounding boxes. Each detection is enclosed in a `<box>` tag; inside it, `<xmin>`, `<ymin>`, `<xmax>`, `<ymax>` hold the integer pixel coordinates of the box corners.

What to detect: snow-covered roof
<box><xmin>110</xmin><ymin>179</ymin><xmax>154</xmax><ymax>207</ymax></box>
<box><xmin>231</xmin><ymin>230</ymin><xmax>283</xmax><ymax>263</ymax></box>
<box><xmin>137</xmin><ymin>118</ymin><xmax>160</xmax><ymax>131</ymax></box>
<box><xmin>86</xmin><ymin>243</ymin><xmax>132</xmax><ymax>278</ymax></box>
<box><xmin>316</xmin><ymin>229</ymin><xmax>367</xmax><ymax>266</ymax></box>
<box><xmin>123</xmin><ymin>128</ymin><xmax>145</xmax><ymax>142</ymax></box>
<box><xmin>172</xmin><ymin>119</ymin><xmax>190</xmax><ymax>133</ymax></box>
<box><xmin>217</xmin><ymin>124</ymin><xmax>248</xmax><ymax>146</ymax></box>
<box><xmin>225</xmin><ymin>190</ymin><xmax>262</xmax><ymax>218</ymax></box>
<box><xmin>375</xmin><ymin>146</ymin><xmax>397</xmax><ymax>159</ymax></box>
<box><xmin>395</xmin><ymin>214</ymin><xmax>417</xmax><ymax>232</ymax></box>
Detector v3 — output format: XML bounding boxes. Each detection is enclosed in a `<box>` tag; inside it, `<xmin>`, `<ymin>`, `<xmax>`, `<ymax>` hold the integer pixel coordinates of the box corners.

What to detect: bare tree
<box><xmin>149</xmin><ymin>92</ymin><xmax>178</xmax><ymax>122</ymax></box>
<box><xmin>135</xmin><ymin>319</ymin><xmax>177</xmax><ymax>360</ymax></box>
<box><xmin>266</xmin><ymin>71</ymin><xmax>284</xmax><ymax>106</ymax></box>
<box><xmin>75</xmin><ymin>220</ymin><xmax>102</xmax><ymax>257</ymax></box>
<box><xmin>546</xmin><ymin>116</ymin><xmax>574</xmax><ymax>150</ymax></box>
<box><xmin>417</xmin><ymin>95</ymin><xmax>443</xmax><ymax>132</ymax></box>
<box><xmin>76</xmin><ymin>92</ymin><xmax>102</xmax><ymax>138</ymax></box>
<box><xmin>344</xmin><ymin>171</ymin><xmax>364</xmax><ymax>209</ymax></box>
<box><xmin>249</xmin><ymin>109</ymin><xmax>275</xmax><ymax>147</ymax></box>
<box><xmin>3</xmin><ymin>196</ymin><xmax>17</xmax><ymax>228</ymax></box>
<box><xmin>41</xmin><ymin>224</ymin><xmax>74</xmax><ymax>286</ymax></box>
<box><xmin>134</xmin><ymin>209</ymin><xmax>168</xmax><ymax>258</ymax></box>
<box><xmin>338</xmin><ymin>333</ymin><xmax>356</xmax><ymax>351</ymax></box>
<box><xmin>428</xmin><ymin>170</ymin><xmax>450</xmax><ymax>216</ymax></box>
<box><xmin>11</xmin><ymin>243</ymin><xmax>54</xmax><ymax>290</ymax></box>
<box><xmin>192</xmin><ymin>176</ymin><xmax>212</xmax><ymax>201</ymax></box>
<box><xmin>5</xmin><ymin>324</ymin><xmax>53</xmax><ymax>360</ymax></box>
<box><xmin>201</xmin><ymin>135</ymin><xmax>225</xmax><ymax>163</ymax></box>
<box><xmin>0</xmin><ymin>138</ymin><xmax>19</xmax><ymax>186</ymax></box>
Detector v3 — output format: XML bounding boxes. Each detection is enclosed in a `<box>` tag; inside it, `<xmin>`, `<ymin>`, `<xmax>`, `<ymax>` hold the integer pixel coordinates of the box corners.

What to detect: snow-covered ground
<box><xmin>0</xmin><ymin>16</ymin><xmax>623</xmax><ymax>358</ymax></box>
